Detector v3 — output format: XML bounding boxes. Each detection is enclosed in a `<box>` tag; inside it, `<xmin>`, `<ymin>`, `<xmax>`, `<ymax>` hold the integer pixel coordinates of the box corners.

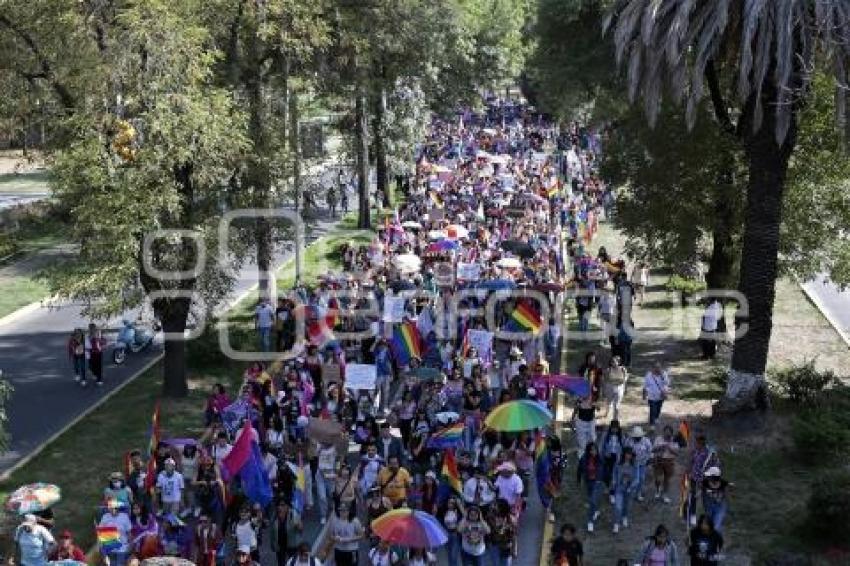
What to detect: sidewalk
<box><xmin>0</xmin><ymin>163</ymin><xmax>348</xmax><ymax>475</ymax></box>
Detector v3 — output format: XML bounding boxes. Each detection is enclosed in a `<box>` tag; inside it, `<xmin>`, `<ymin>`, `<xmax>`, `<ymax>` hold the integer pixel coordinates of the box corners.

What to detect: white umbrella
<box><xmin>496</xmin><ymin>257</ymin><xmax>523</xmax><ymax>269</ymax></box>
<box><xmin>402</xmin><ymin>221</ymin><xmax>423</xmax><ymax>230</ymax></box>
<box><xmin>393</xmin><ymin>254</ymin><xmax>422</xmax><ymax>273</ymax></box>
<box><xmin>481</xmin><ymin>128</ymin><xmax>497</xmax><ymax>136</ymax></box>
<box><xmin>428</xmin><ymin>230</ymin><xmax>447</xmax><ymax>241</ymax></box>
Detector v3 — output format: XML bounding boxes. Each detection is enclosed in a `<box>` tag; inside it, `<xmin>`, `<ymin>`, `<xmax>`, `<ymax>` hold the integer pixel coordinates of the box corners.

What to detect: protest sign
<box><xmin>457</xmin><ymin>262</ymin><xmax>481</xmax><ymax>281</ymax></box>
<box><xmin>383</xmin><ymin>296</ymin><xmax>407</xmax><ymax>322</ymax></box>
<box><xmin>467</xmin><ymin>329</ymin><xmax>493</xmax><ymax>359</ymax></box>
<box><xmin>345</xmin><ymin>363</ymin><xmax>377</xmax><ymax>390</ymax></box>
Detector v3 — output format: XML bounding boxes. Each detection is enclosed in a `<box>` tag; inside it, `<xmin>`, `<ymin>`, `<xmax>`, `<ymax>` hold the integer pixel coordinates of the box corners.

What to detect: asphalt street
<box><xmin>0</xmin><ymin>168</ymin><xmax>344</xmax><ymax>475</ymax></box>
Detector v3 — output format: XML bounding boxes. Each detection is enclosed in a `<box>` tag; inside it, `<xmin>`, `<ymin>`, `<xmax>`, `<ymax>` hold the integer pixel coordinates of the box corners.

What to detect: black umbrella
<box><xmin>501</xmin><ymin>240</ymin><xmax>535</xmax><ymax>259</ymax></box>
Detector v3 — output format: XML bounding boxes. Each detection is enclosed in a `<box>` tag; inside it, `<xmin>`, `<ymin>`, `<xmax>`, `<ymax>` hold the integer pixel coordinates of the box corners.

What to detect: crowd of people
<box><xmin>12</xmin><ymin>96</ymin><xmax>733</xmax><ymax>566</ymax></box>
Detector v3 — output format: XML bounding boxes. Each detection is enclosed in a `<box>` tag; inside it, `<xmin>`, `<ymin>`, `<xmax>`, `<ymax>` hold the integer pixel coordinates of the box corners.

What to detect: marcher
<box><xmin>701</xmin><ymin>467</ymin><xmax>731</xmax><ymax>533</ymax></box>
<box><xmin>635</xmin><ymin>524</ymin><xmax>679</xmax><ymax>566</ymax></box>
<box><xmin>550</xmin><ymin>523</ymin><xmax>583</xmax><ymax>566</ymax></box>
<box><xmin>688</xmin><ymin>515</ymin><xmax>724</xmax><ymax>566</ymax></box>
<box><xmin>13</xmin><ymin>514</ymin><xmax>55</xmax><ymax>566</ymax></box>
<box><xmin>87</xmin><ymin>322</ymin><xmax>107</xmax><ymax>386</ymax></box>
<box><xmin>643</xmin><ymin>362</ymin><xmax>670</xmax><ymax>425</ymax></box>
<box><xmin>576</xmin><ymin>442</ymin><xmax>604</xmax><ymax>532</ymax></box>
<box><xmin>458</xmin><ymin>504</ymin><xmax>490</xmax><ymax>566</ymax></box>
<box><xmin>331</xmin><ymin>501</ymin><xmax>363</xmax><ymax>566</ymax></box>
<box><xmin>652</xmin><ymin>426</ymin><xmax>679</xmax><ymax>504</ymax></box>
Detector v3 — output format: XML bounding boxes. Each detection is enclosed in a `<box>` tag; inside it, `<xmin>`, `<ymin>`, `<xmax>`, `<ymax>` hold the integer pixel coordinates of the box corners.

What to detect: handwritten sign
<box><xmin>457</xmin><ymin>262</ymin><xmax>481</xmax><ymax>281</ymax></box>
<box><xmin>383</xmin><ymin>296</ymin><xmax>407</xmax><ymax>322</ymax></box>
<box><xmin>467</xmin><ymin>329</ymin><xmax>494</xmax><ymax>360</ymax></box>
<box><xmin>345</xmin><ymin>363</ymin><xmax>377</xmax><ymax>390</ymax></box>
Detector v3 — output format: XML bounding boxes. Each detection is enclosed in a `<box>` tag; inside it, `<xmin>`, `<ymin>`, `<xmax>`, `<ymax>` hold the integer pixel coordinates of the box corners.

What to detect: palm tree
<box><xmin>605</xmin><ymin>1</ymin><xmax>850</xmax><ymax>412</ymax></box>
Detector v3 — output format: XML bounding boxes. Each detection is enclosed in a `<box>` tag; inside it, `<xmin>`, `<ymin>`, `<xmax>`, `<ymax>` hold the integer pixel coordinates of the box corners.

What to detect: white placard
<box><xmin>457</xmin><ymin>262</ymin><xmax>481</xmax><ymax>281</ymax></box>
<box><xmin>345</xmin><ymin>364</ymin><xmax>377</xmax><ymax>390</ymax></box>
<box><xmin>467</xmin><ymin>329</ymin><xmax>494</xmax><ymax>359</ymax></box>
<box><xmin>383</xmin><ymin>296</ymin><xmax>407</xmax><ymax>322</ymax></box>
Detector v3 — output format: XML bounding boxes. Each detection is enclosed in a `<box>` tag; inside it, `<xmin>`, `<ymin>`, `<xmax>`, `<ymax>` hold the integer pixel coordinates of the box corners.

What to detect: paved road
<box><xmin>802</xmin><ymin>275</ymin><xmax>850</xmax><ymax>344</ymax></box>
<box><xmin>0</xmin><ymin>168</ymin><xmax>347</xmax><ymax>474</ymax></box>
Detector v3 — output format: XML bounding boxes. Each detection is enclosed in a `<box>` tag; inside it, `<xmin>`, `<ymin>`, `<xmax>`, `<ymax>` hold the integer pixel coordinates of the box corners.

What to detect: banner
<box><xmin>345</xmin><ymin>364</ymin><xmax>377</xmax><ymax>390</ymax></box>
<box><xmin>457</xmin><ymin>262</ymin><xmax>481</xmax><ymax>281</ymax></box>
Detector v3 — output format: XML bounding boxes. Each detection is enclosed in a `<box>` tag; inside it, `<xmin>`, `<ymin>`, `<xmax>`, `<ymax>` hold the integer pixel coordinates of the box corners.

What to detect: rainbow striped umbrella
<box><xmin>484</xmin><ymin>400</ymin><xmax>553</xmax><ymax>432</ymax></box>
<box><xmin>371</xmin><ymin>508</ymin><xmax>448</xmax><ymax>548</ymax></box>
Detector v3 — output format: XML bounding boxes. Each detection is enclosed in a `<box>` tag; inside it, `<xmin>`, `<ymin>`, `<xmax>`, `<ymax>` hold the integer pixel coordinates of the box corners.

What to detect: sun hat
<box><xmin>630</xmin><ymin>425</ymin><xmax>645</xmax><ymax>438</ymax></box>
<box><xmin>704</xmin><ymin>466</ymin><xmax>721</xmax><ymax>478</ymax></box>
<box><xmin>109</xmin><ymin>471</ymin><xmax>124</xmax><ymax>480</ymax></box>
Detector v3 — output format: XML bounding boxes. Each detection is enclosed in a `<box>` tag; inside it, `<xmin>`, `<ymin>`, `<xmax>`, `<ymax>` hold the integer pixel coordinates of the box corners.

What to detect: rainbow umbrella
<box><xmin>371</xmin><ymin>508</ymin><xmax>448</xmax><ymax>548</ymax></box>
<box><xmin>5</xmin><ymin>483</ymin><xmax>61</xmax><ymax>514</ymax></box>
<box><xmin>484</xmin><ymin>400</ymin><xmax>553</xmax><ymax>431</ymax></box>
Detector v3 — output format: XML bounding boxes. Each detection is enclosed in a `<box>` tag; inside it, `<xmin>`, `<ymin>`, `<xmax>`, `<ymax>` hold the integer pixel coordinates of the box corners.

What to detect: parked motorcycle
<box><xmin>113</xmin><ymin>319</ymin><xmax>159</xmax><ymax>365</ymax></box>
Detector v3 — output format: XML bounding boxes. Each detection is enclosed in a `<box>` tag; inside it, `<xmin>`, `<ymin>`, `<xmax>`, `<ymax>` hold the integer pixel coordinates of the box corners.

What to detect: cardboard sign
<box><xmin>345</xmin><ymin>363</ymin><xmax>377</xmax><ymax>390</ymax></box>
<box><xmin>457</xmin><ymin>262</ymin><xmax>481</xmax><ymax>281</ymax></box>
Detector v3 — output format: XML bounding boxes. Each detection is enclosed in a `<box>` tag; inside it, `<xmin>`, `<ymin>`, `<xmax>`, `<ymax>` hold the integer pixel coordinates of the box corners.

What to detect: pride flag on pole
<box><xmin>508</xmin><ymin>300</ymin><xmax>543</xmax><ymax>334</ymax></box>
<box><xmin>391</xmin><ymin>321</ymin><xmax>422</xmax><ymax>365</ymax></box>
<box><xmin>535</xmin><ymin>431</ymin><xmax>556</xmax><ymax>509</ymax></box>
<box><xmin>428</xmin><ymin>422</ymin><xmax>465</xmax><ymax>449</ymax></box>
<box><xmin>96</xmin><ymin>525</ymin><xmax>122</xmax><ymax>552</ymax></box>
<box><xmin>143</xmin><ymin>403</ymin><xmax>160</xmax><ymax>494</ymax></box>
<box><xmin>438</xmin><ymin>449</ymin><xmax>463</xmax><ymax>504</ymax></box>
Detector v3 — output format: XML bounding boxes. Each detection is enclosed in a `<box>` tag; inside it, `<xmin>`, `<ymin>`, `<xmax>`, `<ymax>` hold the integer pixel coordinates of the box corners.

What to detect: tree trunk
<box><xmin>716</xmin><ymin>95</ymin><xmax>798</xmax><ymax>415</ymax></box>
<box><xmin>160</xmin><ymin>297</ymin><xmax>190</xmax><ymax>398</ymax></box>
<box><xmin>289</xmin><ymin>88</ymin><xmax>303</xmax><ymax>283</ymax></box>
<box><xmin>355</xmin><ymin>90</ymin><xmax>371</xmax><ymax>229</ymax></box>
<box><xmin>373</xmin><ymin>87</ymin><xmax>390</xmax><ymax>208</ymax></box>
<box><xmin>706</xmin><ymin>163</ymin><xmax>738</xmax><ymax>290</ymax></box>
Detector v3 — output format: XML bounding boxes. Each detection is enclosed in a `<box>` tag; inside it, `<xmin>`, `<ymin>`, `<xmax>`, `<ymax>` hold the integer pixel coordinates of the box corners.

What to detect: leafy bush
<box><xmin>804</xmin><ymin>469</ymin><xmax>850</xmax><ymax>543</ymax></box>
<box><xmin>769</xmin><ymin>360</ymin><xmax>838</xmax><ymax>405</ymax></box>
<box><xmin>791</xmin><ymin>386</ymin><xmax>850</xmax><ymax>457</ymax></box>
<box><xmin>0</xmin><ymin>233</ymin><xmax>19</xmax><ymax>259</ymax></box>
<box><xmin>664</xmin><ymin>275</ymin><xmax>706</xmax><ymax>295</ymax></box>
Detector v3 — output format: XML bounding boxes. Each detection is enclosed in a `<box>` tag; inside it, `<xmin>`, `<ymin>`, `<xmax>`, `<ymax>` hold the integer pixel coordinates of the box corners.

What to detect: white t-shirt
<box><xmin>459</xmin><ymin>519</ymin><xmax>490</xmax><ymax>556</ymax></box>
<box><xmin>494</xmin><ymin>473</ymin><xmax>524</xmax><ymax>506</ymax></box>
<box><xmin>235</xmin><ymin>520</ymin><xmax>257</xmax><ymax>549</ymax></box>
<box><xmin>15</xmin><ymin>523</ymin><xmax>55</xmax><ymax>565</ymax></box>
<box><xmin>211</xmin><ymin>443</ymin><xmax>232</xmax><ymax>466</ymax></box>
<box><xmin>156</xmin><ymin>471</ymin><xmax>185</xmax><ymax>503</ymax></box>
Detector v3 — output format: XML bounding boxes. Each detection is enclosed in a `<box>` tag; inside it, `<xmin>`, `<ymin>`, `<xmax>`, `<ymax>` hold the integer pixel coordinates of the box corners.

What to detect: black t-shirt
<box><xmin>550</xmin><ymin>536</ymin><xmax>583</xmax><ymax>564</ymax></box>
<box><xmin>689</xmin><ymin>529</ymin><xmax>723</xmax><ymax>565</ymax></box>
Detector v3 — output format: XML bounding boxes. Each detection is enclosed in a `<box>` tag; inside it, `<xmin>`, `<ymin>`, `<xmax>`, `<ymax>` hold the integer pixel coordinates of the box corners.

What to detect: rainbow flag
<box><xmin>143</xmin><ymin>403</ymin><xmax>160</xmax><ymax>494</ymax></box>
<box><xmin>428</xmin><ymin>422</ymin><xmax>464</xmax><ymax>449</ymax></box>
<box><xmin>97</xmin><ymin>525</ymin><xmax>122</xmax><ymax>552</ymax></box>
<box><xmin>535</xmin><ymin>431</ymin><xmax>557</xmax><ymax>509</ymax></box>
<box><xmin>508</xmin><ymin>301</ymin><xmax>543</xmax><ymax>334</ymax></box>
<box><xmin>438</xmin><ymin>449</ymin><xmax>462</xmax><ymax>503</ymax></box>
<box><xmin>391</xmin><ymin>321</ymin><xmax>422</xmax><ymax>365</ymax></box>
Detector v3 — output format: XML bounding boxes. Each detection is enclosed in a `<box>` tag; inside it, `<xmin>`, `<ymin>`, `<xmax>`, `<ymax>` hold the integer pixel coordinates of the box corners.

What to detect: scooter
<box><xmin>113</xmin><ymin>319</ymin><xmax>158</xmax><ymax>365</ymax></box>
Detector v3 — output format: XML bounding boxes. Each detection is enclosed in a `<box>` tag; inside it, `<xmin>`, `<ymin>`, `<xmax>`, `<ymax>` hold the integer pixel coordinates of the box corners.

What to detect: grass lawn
<box><xmin>0</xmin><ymin>213</ymin><xmax>375</xmax><ymax>554</ymax></box>
<box><xmin>0</xmin><ymin>276</ymin><xmax>49</xmax><ymax>319</ymax></box>
<box><xmin>551</xmin><ymin>220</ymin><xmax>850</xmax><ymax>564</ymax></box>
<box><xmin>0</xmin><ymin>171</ymin><xmax>50</xmax><ymax>194</ymax></box>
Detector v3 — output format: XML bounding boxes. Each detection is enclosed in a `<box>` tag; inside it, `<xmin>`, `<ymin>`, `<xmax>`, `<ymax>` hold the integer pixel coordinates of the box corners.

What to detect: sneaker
<box><xmin>74</xmin><ymin>374</ymin><xmax>81</xmax><ymax>382</ymax></box>
<box><xmin>587</xmin><ymin>522</ymin><xmax>594</xmax><ymax>533</ymax></box>
<box><xmin>663</xmin><ymin>496</ymin><xmax>671</xmax><ymax>504</ymax></box>
<box><xmin>637</xmin><ymin>494</ymin><xmax>645</xmax><ymax>502</ymax></box>
<box><xmin>623</xmin><ymin>517</ymin><xmax>630</xmax><ymax>528</ymax></box>
<box><xmin>612</xmin><ymin>523</ymin><xmax>620</xmax><ymax>534</ymax></box>
<box><xmin>593</xmin><ymin>510</ymin><xmax>600</xmax><ymax>521</ymax></box>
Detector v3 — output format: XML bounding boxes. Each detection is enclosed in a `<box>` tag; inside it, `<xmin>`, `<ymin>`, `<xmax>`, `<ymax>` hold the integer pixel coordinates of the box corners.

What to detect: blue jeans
<box><xmin>446</xmin><ymin>532</ymin><xmax>461</xmax><ymax>566</ymax></box>
<box><xmin>73</xmin><ymin>356</ymin><xmax>87</xmax><ymax>381</ymax></box>
<box><xmin>586</xmin><ymin>480</ymin><xmax>602</xmax><ymax>523</ymax></box>
<box><xmin>315</xmin><ymin>471</ymin><xmax>332</xmax><ymax>518</ymax></box>
<box><xmin>462</xmin><ymin>551</ymin><xmax>485</xmax><ymax>566</ymax></box>
<box><xmin>704</xmin><ymin>498</ymin><xmax>728</xmax><ymax>532</ymax></box>
<box><xmin>105</xmin><ymin>550</ymin><xmax>128</xmax><ymax>566</ymax></box>
<box><xmin>488</xmin><ymin>546</ymin><xmax>513</xmax><ymax>566</ymax></box>
<box><xmin>614</xmin><ymin>486</ymin><xmax>632</xmax><ymax>524</ymax></box>
<box><xmin>648</xmin><ymin>400</ymin><xmax>664</xmax><ymax>424</ymax></box>
<box><xmin>257</xmin><ymin>327</ymin><xmax>272</xmax><ymax>351</ymax></box>
<box><xmin>633</xmin><ymin>464</ymin><xmax>648</xmax><ymax>499</ymax></box>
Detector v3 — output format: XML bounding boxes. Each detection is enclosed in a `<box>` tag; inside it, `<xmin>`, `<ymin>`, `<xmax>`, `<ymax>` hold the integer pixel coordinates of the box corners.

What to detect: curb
<box><xmin>799</xmin><ymin>281</ymin><xmax>850</xmax><ymax>349</ymax></box>
<box><xmin>0</xmin><ymin>353</ymin><xmax>163</xmax><ymax>482</ymax></box>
